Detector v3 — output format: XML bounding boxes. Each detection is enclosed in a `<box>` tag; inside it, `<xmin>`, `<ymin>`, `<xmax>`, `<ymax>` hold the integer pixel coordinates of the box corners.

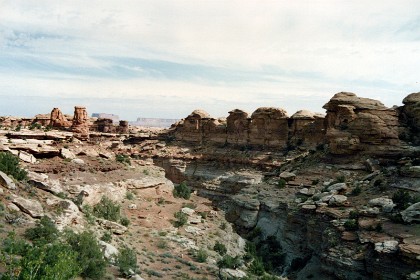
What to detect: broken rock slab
<box><xmin>0</xmin><ymin>171</ymin><xmax>16</xmax><ymax>190</ymax></box>
<box><xmin>374</xmin><ymin>240</ymin><xmax>399</xmax><ymax>254</ymax></box>
<box><xmin>13</xmin><ymin>196</ymin><xmax>44</xmax><ymax>218</ymax></box>
<box><xmin>97</xmin><ymin>218</ymin><xmax>127</xmax><ymax>235</ymax></box>
<box><xmin>401</xmin><ymin>202</ymin><xmax>420</xmax><ymax>223</ymax></box>
<box><xmin>368</xmin><ymin>197</ymin><xmax>395</xmax><ymax>213</ymax></box>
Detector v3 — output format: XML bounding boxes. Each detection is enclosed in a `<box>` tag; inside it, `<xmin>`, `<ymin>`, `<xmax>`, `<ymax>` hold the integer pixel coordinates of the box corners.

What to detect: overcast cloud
<box><xmin>0</xmin><ymin>0</ymin><xmax>419</xmax><ymax>119</ymax></box>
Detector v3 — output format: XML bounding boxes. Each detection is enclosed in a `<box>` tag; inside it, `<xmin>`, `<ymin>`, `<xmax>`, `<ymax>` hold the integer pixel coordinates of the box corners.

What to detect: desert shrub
<box><xmin>213</xmin><ymin>241</ymin><xmax>227</xmax><ymax>256</ymax></box>
<box><xmin>311</xmin><ymin>179</ymin><xmax>319</xmax><ymax>185</ymax></box>
<box><xmin>392</xmin><ymin>190</ymin><xmax>420</xmax><ymax>210</ymax></box>
<box><xmin>173</xmin><ymin>211</ymin><xmax>188</xmax><ymax>227</ymax></box>
<box><xmin>248</xmin><ymin>257</ymin><xmax>265</xmax><ymax>276</ymax></box>
<box><xmin>194</xmin><ymin>248</ymin><xmax>208</xmax><ymax>263</ymax></box>
<box><xmin>93</xmin><ymin>196</ymin><xmax>121</xmax><ymax>222</ymax></box>
<box><xmin>101</xmin><ymin>231</ymin><xmax>112</xmax><ymax>242</ymax></box>
<box><xmin>116</xmin><ymin>154</ymin><xmax>131</xmax><ymax>165</ymax></box>
<box><xmin>336</xmin><ymin>175</ymin><xmax>346</xmax><ymax>183</ymax></box>
<box><xmin>24</xmin><ymin>216</ymin><xmax>59</xmax><ymax>245</ymax></box>
<box><xmin>29</xmin><ymin>123</ymin><xmax>42</xmax><ymax>130</ymax></box>
<box><xmin>116</xmin><ymin>246</ymin><xmax>138</xmax><ymax>276</ymax></box>
<box><xmin>344</xmin><ymin>219</ymin><xmax>358</xmax><ymax>231</ymax></box>
<box><xmin>220</xmin><ymin>222</ymin><xmax>227</xmax><ymax>230</ymax></box>
<box><xmin>349</xmin><ymin>210</ymin><xmax>359</xmax><ymax>220</ymax></box>
<box><xmin>351</xmin><ymin>185</ymin><xmax>362</xmax><ymax>196</ymax></box>
<box><xmin>0</xmin><ymin>151</ymin><xmax>28</xmax><ymax>181</ymax></box>
<box><xmin>217</xmin><ymin>255</ymin><xmax>241</xmax><ymax>269</ymax></box>
<box><xmin>65</xmin><ymin>230</ymin><xmax>107</xmax><ymax>279</ymax></box>
<box><xmin>277</xmin><ymin>179</ymin><xmax>286</xmax><ymax>188</ymax></box>
<box><xmin>125</xmin><ymin>191</ymin><xmax>135</xmax><ymax>200</ymax></box>
<box><xmin>1</xmin><ymin>232</ymin><xmax>81</xmax><ymax>280</ymax></box>
<box><xmin>82</xmin><ymin>204</ymin><xmax>96</xmax><ymax>225</ymax></box>
<box><xmin>173</xmin><ymin>181</ymin><xmax>191</xmax><ymax>199</ymax></box>
<box><xmin>120</xmin><ymin>216</ymin><xmax>130</xmax><ymax>227</ymax></box>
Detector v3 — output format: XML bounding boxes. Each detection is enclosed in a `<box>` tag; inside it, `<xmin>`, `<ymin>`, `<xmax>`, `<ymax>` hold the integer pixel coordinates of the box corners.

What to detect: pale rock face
<box><xmin>327</xmin><ymin>183</ymin><xmax>348</xmax><ymax>193</ymax></box>
<box><xmin>97</xmin><ymin>218</ymin><xmax>127</xmax><ymax>234</ymax></box>
<box><xmin>18</xmin><ymin>151</ymin><xmax>37</xmax><ymax>163</ymax></box>
<box><xmin>279</xmin><ymin>171</ymin><xmax>296</xmax><ymax>181</ymax></box>
<box><xmin>99</xmin><ymin>240</ymin><xmax>119</xmax><ymax>261</ymax></box>
<box><xmin>13</xmin><ymin>196</ymin><xmax>44</xmax><ymax>218</ymax></box>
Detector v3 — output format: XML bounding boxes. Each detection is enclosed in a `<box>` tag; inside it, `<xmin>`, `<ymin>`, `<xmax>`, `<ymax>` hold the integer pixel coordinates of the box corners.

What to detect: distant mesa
<box><xmin>131</xmin><ymin>118</ymin><xmax>180</xmax><ymax>128</ymax></box>
<box><xmin>91</xmin><ymin>113</ymin><xmax>120</xmax><ymax>124</ymax></box>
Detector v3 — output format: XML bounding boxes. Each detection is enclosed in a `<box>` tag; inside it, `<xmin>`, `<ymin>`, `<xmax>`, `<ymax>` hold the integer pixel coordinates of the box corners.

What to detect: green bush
<box><xmin>93</xmin><ymin>196</ymin><xmax>121</xmax><ymax>222</ymax></box>
<box><xmin>350</xmin><ymin>185</ymin><xmax>362</xmax><ymax>196</ymax></box>
<box><xmin>24</xmin><ymin>216</ymin><xmax>59</xmax><ymax>245</ymax></box>
<box><xmin>65</xmin><ymin>230</ymin><xmax>107</xmax><ymax>279</ymax></box>
<box><xmin>173</xmin><ymin>211</ymin><xmax>188</xmax><ymax>228</ymax></box>
<box><xmin>392</xmin><ymin>190</ymin><xmax>420</xmax><ymax>210</ymax></box>
<box><xmin>1</xmin><ymin>232</ymin><xmax>81</xmax><ymax>280</ymax></box>
<box><xmin>101</xmin><ymin>231</ymin><xmax>112</xmax><ymax>242</ymax></box>
<box><xmin>125</xmin><ymin>191</ymin><xmax>135</xmax><ymax>200</ymax></box>
<box><xmin>248</xmin><ymin>257</ymin><xmax>265</xmax><ymax>276</ymax></box>
<box><xmin>217</xmin><ymin>255</ymin><xmax>241</xmax><ymax>269</ymax></box>
<box><xmin>344</xmin><ymin>219</ymin><xmax>358</xmax><ymax>231</ymax></box>
<box><xmin>277</xmin><ymin>179</ymin><xmax>286</xmax><ymax>188</ymax></box>
<box><xmin>194</xmin><ymin>248</ymin><xmax>208</xmax><ymax>263</ymax></box>
<box><xmin>0</xmin><ymin>151</ymin><xmax>28</xmax><ymax>181</ymax></box>
<box><xmin>120</xmin><ymin>216</ymin><xmax>130</xmax><ymax>227</ymax></box>
<box><xmin>116</xmin><ymin>154</ymin><xmax>131</xmax><ymax>165</ymax></box>
<box><xmin>116</xmin><ymin>246</ymin><xmax>138</xmax><ymax>276</ymax></box>
<box><xmin>213</xmin><ymin>241</ymin><xmax>227</xmax><ymax>256</ymax></box>
<box><xmin>173</xmin><ymin>181</ymin><xmax>191</xmax><ymax>199</ymax></box>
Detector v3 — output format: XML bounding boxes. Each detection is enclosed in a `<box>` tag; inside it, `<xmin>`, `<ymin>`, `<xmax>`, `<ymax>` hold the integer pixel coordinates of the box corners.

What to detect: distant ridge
<box><xmin>130</xmin><ymin>118</ymin><xmax>179</xmax><ymax>128</ymax></box>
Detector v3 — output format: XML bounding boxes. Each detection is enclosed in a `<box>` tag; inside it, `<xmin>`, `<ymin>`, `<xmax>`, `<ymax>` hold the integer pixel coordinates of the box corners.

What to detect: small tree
<box><xmin>173</xmin><ymin>181</ymin><xmax>191</xmax><ymax>199</ymax></box>
<box><xmin>173</xmin><ymin>211</ymin><xmax>188</xmax><ymax>228</ymax></box>
<box><xmin>65</xmin><ymin>230</ymin><xmax>107</xmax><ymax>279</ymax></box>
<box><xmin>93</xmin><ymin>196</ymin><xmax>121</xmax><ymax>222</ymax></box>
<box><xmin>24</xmin><ymin>216</ymin><xmax>59</xmax><ymax>245</ymax></box>
<box><xmin>213</xmin><ymin>241</ymin><xmax>227</xmax><ymax>256</ymax></box>
<box><xmin>116</xmin><ymin>246</ymin><xmax>138</xmax><ymax>276</ymax></box>
<box><xmin>0</xmin><ymin>151</ymin><xmax>28</xmax><ymax>181</ymax></box>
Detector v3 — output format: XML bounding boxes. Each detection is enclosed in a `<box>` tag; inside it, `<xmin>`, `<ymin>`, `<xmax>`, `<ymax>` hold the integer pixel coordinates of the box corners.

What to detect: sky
<box><xmin>0</xmin><ymin>0</ymin><xmax>419</xmax><ymax>120</ymax></box>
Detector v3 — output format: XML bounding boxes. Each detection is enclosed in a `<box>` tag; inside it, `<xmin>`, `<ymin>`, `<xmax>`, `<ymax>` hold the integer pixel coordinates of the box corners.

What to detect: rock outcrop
<box><xmin>71</xmin><ymin>106</ymin><xmax>89</xmax><ymax>138</ymax></box>
<box><xmin>400</xmin><ymin>92</ymin><xmax>420</xmax><ymax>145</ymax></box>
<box><xmin>323</xmin><ymin>92</ymin><xmax>400</xmax><ymax>155</ymax></box>
<box><xmin>50</xmin><ymin>108</ymin><xmax>71</xmax><ymax>128</ymax></box>
<box><xmin>249</xmin><ymin>107</ymin><xmax>288</xmax><ymax>148</ymax></box>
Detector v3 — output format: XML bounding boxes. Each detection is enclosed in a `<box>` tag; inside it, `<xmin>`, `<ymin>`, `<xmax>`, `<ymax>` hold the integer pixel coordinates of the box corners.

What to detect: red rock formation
<box><xmin>50</xmin><ymin>108</ymin><xmax>71</xmax><ymax>128</ymax></box>
<box><xmin>249</xmin><ymin>107</ymin><xmax>288</xmax><ymax>148</ymax></box>
<box><xmin>323</xmin><ymin>92</ymin><xmax>400</xmax><ymax>155</ymax></box>
<box><xmin>71</xmin><ymin>106</ymin><xmax>89</xmax><ymax>138</ymax></box>
<box><xmin>227</xmin><ymin>109</ymin><xmax>249</xmax><ymax>145</ymax></box>
<box><xmin>94</xmin><ymin>118</ymin><xmax>115</xmax><ymax>133</ymax></box>
<box><xmin>118</xmin><ymin>120</ymin><xmax>129</xmax><ymax>134</ymax></box>
<box><xmin>174</xmin><ymin>110</ymin><xmax>211</xmax><ymax>143</ymax></box>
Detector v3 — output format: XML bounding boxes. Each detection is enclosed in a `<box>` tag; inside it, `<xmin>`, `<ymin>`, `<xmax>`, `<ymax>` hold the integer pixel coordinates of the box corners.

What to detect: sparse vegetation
<box><xmin>173</xmin><ymin>181</ymin><xmax>191</xmax><ymax>199</ymax></box>
<box><xmin>101</xmin><ymin>231</ymin><xmax>113</xmax><ymax>242</ymax></box>
<box><xmin>393</xmin><ymin>190</ymin><xmax>420</xmax><ymax>210</ymax></box>
<box><xmin>125</xmin><ymin>191</ymin><xmax>135</xmax><ymax>200</ymax></box>
<box><xmin>194</xmin><ymin>248</ymin><xmax>208</xmax><ymax>263</ymax></box>
<box><xmin>344</xmin><ymin>219</ymin><xmax>358</xmax><ymax>231</ymax></box>
<box><xmin>0</xmin><ymin>151</ymin><xmax>28</xmax><ymax>181</ymax></box>
<box><xmin>350</xmin><ymin>185</ymin><xmax>362</xmax><ymax>196</ymax></box>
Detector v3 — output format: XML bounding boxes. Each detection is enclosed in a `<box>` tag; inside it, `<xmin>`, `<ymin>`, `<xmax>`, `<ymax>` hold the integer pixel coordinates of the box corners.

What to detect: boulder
<box><xmin>97</xmin><ymin>218</ymin><xmax>127</xmax><ymax>234</ymax></box>
<box><xmin>327</xmin><ymin>183</ymin><xmax>348</xmax><ymax>193</ymax></box>
<box><xmin>99</xmin><ymin>240</ymin><xmax>119</xmax><ymax>261</ymax></box>
<box><xmin>50</xmin><ymin>108</ymin><xmax>71</xmax><ymax>128</ymax></box>
<box><xmin>368</xmin><ymin>197</ymin><xmax>395</xmax><ymax>213</ymax></box>
<box><xmin>60</xmin><ymin>148</ymin><xmax>76</xmax><ymax>159</ymax></box>
<box><xmin>401</xmin><ymin>202</ymin><xmax>420</xmax><ymax>223</ymax></box>
<box><xmin>181</xmin><ymin>207</ymin><xmax>195</xmax><ymax>216</ymax></box>
<box><xmin>0</xmin><ymin>171</ymin><xmax>16</xmax><ymax>190</ymax></box>
<box><xmin>18</xmin><ymin>151</ymin><xmax>36</xmax><ymax>163</ymax></box>
<box><xmin>280</xmin><ymin>171</ymin><xmax>296</xmax><ymax>181</ymax></box>
<box><xmin>13</xmin><ymin>196</ymin><xmax>44</xmax><ymax>218</ymax></box>
<box><xmin>374</xmin><ymin>240</ymin><xmax>399</xmax><ymax>254</ymax></box>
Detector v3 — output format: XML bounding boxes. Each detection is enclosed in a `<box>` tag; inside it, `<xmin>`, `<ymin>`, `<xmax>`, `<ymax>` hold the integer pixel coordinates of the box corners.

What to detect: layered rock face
<box><xmin>71</xmin><ymin>106</ymin><xmax>89</xmax><ymax>138</ymax></box>
<box><xmin>50</xmin><ymin>108</ymin><xmax>71</xmax><ymax>128</ymax></box>
<box><xmin>172</xmin><ymin>92</ymin><xmax>419</xmax><ymax>155</ymax></box>
<box><xmin>174</xmin><ymin>107</ymin><xmax>324</xmax><ymax>149</ymax></box>
<box><xmin>323</xmin><ymin>92</ymin><xmax>400</xmax><ymax>155</ymax></box>
<box><xmin>400</xmin><ymin>92</ymin><xmax>420</xmax><ymax>145</ymax></box>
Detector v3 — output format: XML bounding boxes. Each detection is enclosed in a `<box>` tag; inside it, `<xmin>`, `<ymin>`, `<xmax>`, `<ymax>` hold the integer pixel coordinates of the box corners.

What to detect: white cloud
<box><xmin>0</xmin><ymin>0</ymin><xmax>419</xmax><ymax>119</ymax></box>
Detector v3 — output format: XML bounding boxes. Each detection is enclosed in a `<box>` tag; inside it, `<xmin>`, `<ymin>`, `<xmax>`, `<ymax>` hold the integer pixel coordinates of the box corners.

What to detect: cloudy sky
<box><xmin>0</xmin><ymin>0</ymin><xmax>419</xmax><ymax>120</ymax></box>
